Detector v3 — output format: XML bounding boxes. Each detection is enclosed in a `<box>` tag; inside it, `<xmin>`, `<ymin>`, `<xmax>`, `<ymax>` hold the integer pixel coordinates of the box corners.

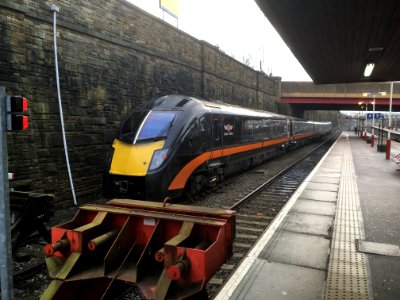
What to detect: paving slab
<box><xmin>281</xmin><ymin>212</ymin><xmax>333</xmax><ymax>236</ymax></box>
<box><xmin>314</xmin><ymin>171</ymin><xmax>341</xmax><ymax>178</ymax></box>
<box><xmin>300</xmin><ymin>189</ymin><xmax>338</xmax><ymax>202</ymax></box>
<box><xmin>259</xmin><ymin>230</ymin><xmax>331</xmax><ymax>270</ymax></box>
<box><xmin>357</xmin><ymin>240</ymin><xmax>400</xmax><ymax>257</ymax></box>
<box><xmin>230</xmin><ymin>260</ymin><xmax>326</xmax><ymax>300</ymax></box>
<box><xmin>310</xmin><ymin>176</ymin><xmax>341</xmax><ymax>184</ymax></box>
<box><xmin>306</xmin><ymin>182</ymin><xmax>339</xmax><ymax>192</ymax></box>
<box><xmin>293</xmin><ymin>199</ymin><xmax>336</xmax><ymax>216</ymax></box>
<box><xmin>318</xmin><ymin>168</ymin><xmax>341</xmax><ymax>174</ymax></box>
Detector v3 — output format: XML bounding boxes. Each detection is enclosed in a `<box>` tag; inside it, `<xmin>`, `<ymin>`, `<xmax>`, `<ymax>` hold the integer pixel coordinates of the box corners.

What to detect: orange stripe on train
<box><xmin>168</xmin><ymin>137</ymin><xmax>290</xmax><ymax>190</ymax></box>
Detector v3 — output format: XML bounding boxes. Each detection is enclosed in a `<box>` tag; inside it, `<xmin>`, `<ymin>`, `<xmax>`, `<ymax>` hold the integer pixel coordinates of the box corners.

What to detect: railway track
<box><xmin>14</xmin><ymin>132</ymin><xmax>340</xmax><ymax>300</ymax></box>
<box><xmin>203</xmin><ymin>131</ymin><xmax>341</xmax><ymax>298</ymax></box>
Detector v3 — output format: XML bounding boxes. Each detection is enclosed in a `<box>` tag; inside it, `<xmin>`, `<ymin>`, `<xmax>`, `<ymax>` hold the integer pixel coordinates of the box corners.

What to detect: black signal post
<box><xmin>0</xmin><ymin>86</ymin><xmax>30</xmax><ymax>299</ymax></box>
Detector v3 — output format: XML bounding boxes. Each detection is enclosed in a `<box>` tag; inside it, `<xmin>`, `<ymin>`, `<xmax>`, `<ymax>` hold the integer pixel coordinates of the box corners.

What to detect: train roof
<box><xmin>153</xmin><ymin>95</ymin><xmax>288</xmax><ymax>119</ymax></box>
<box><xmin>148</xmin><ymin>95</ymin><xmax>331</xmax><ymax>124</ymax></box>
<box><xmin>198</xmin><ymin>99</ymin><xmax>287</xmax><ymax>119</ymax></box>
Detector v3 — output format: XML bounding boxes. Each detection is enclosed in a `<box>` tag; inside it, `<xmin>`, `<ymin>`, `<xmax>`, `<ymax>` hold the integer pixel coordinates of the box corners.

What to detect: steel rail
<box><xmin>229</xmin><ymin>130</ymin><xmax>341</xmax><ymax>210</ymax></box>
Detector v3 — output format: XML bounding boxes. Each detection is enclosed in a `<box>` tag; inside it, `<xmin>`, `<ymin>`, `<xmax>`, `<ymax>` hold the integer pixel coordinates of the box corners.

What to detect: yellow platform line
<box><xmin>325</xmin><ymin>134</ymin><xmax>371</xmax><ymax>300</ymax></box>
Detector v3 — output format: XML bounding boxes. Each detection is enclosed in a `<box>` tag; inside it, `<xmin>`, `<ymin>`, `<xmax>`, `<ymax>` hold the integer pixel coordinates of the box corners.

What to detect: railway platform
<box><xmin>215</xmin><ymin>132</ymin><xmax>400</xmax><ymax>300</ymax></box>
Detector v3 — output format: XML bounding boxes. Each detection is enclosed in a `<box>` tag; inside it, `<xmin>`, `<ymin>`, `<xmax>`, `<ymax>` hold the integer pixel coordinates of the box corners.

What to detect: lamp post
<box><xmin>358</xmin><ymin>102</ymin><xmax>364</xmax><ymax>138</ymax></box>
<box><xmin>358</xmin><ymin>101</ymin><xmax>368</xmax><ymax>140</ymax></box>
<box><xmin>365</xmin><ymin>102</ymin><xmax>368</xmax><ymax>140</ymax></box>
<box><xmin>371</xmin><ymin>98</ymin><xmax>375</xmax><ymax>147</ymax></box>
<box><xmin>386</xmin><ymin>82</ymin><xmax>393</xmax><ymax>160</ymax></box>
<box><xmin>363</xmin><ymin>91</ymin><xmax>387</xmax><ymax>147</ymax></box>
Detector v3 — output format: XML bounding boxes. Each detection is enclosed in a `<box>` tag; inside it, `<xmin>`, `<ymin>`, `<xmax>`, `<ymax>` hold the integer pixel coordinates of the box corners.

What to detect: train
<box><xmin>104</xmin><ymin>95</ymin><xmax>332</xmax><ymax>200</ymax></box>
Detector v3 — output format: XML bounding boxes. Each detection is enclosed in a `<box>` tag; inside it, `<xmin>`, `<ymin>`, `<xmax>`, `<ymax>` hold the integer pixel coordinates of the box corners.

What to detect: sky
<box><xmin>126</xmin><ymin>0</ymin><xmax>312</xmax><ymax>81</ymax></box>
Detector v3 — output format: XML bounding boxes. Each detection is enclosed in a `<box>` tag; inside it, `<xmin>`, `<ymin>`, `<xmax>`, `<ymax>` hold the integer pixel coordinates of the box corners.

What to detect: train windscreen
<box><xmin>135</xmin><ymin>111</ymin><xmax>176</xmax><ymax>143</ymax></box>
<box><xmin>119</xmin><ymin>110</ymin><xmax>149</xmax><ymax>144</ymax></box>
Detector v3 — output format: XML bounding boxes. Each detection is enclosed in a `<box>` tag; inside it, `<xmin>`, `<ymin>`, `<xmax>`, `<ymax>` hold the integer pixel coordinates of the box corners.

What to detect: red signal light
<box><xmin>8</xmin><ymin>96</ymin><xmax>29</xmax><ymax>113</ymax></box>
<box><xmin>22</xmin><ymin>97</ymin><xmax>28</xmax><ymax>111</ymax></box>
<box><xmin>8</xmin><ymin>115</ymin><xmax>29</xmax><ymax>131</ymax></box>
<box><xmin>22</xmin><ymin>115</ymin><xmax>28</xmax><ymax>130</ymax></box>
<box><xmin>5</xmin><ymin>96</ymin><xmax>30</xmax><ymax>131</ymax></box>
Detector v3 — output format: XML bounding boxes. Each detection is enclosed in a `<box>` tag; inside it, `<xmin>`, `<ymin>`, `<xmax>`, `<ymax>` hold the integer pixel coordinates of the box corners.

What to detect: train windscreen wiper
<box><xmin>154</xmin><ymin>117</ymin><xmax>175</xmax><ymax>141</ymax></box>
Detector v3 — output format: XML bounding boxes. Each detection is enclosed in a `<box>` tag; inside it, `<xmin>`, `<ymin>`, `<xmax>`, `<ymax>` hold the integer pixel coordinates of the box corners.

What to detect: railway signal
<box><xmin>0</xmin><ymin>86</ymin><xmax>15</xmax><ymax>299</ymax></box>
<box><xmin>5</xmin><ymin>96</ymin><xmax>30</xmax><ymax>131</ymax></box>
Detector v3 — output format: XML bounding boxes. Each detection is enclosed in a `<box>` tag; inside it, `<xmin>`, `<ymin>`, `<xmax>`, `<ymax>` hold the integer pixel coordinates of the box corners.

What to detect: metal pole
<box><xmin>365</xmin><ymin>103</ymin><xmax>368</xmax><ymax>139</ymax></box>
<box><xmin>388</xmin><ymin>82</ymin><xmax>393</xmax><ymax>140</ymax></box>
<box><xmin>386</xmin><ymin>82</ymin><xmax>393</xmax><ymax>160</ymax></box>
<box><xmin>372</xmin><ymin>97</ymin><xmax>375</xmax><ymax>134</ymax></box>
<box><xmin>0</xmin><ymin>86</ymin><xmax>15</xmax><ymax>300</ymax></box>
<box><xmin>371</xmin><ymin>98</ymin><xmax>375</xmax><ymax>147</ymax></box>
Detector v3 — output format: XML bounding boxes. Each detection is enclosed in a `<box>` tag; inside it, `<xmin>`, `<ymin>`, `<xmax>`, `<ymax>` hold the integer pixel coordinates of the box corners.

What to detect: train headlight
<box><xmin>149</xmin><ymin>149</ymin><xmax>169</xmax><ymax>171</ymax></box>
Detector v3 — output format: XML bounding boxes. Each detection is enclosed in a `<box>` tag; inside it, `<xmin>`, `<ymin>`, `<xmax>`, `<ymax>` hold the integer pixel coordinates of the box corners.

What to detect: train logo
<box><xmin>224</xmin><ymin>123</ymin><xmax>234</xmax><ymax>135</ymax></box>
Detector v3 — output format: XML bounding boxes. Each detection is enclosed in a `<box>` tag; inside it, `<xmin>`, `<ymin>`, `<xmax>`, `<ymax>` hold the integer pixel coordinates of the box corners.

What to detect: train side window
<box><xmin>244</xmin><ymin>119</ymin><xmax>254</xmax><ymax>142</ymax></box>
<box><xmin>213</xmin><ymin>118</ymin><xmax>220</xmax><ymax>141</ymax></box>
<box><xmin>199</xmin><ymin>116</ymin><xmax>206</xmax><ymax>132</ymax></box>
<box><xmin>278</xmin><ymin>119</ymin><xmax>286</xmax><ymax>137</ymax></box>
<box><xmin>234</xmin><ymin>117</ymin><xmax>242</xmax><ymax>142</ymax></box>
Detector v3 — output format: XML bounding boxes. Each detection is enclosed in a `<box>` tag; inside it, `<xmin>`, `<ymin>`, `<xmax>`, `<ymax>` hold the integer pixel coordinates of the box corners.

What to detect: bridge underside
<box><xmin>255</xmin><ymin>0</ymin><xmax>400</xmax><ymax>84</ymax></box>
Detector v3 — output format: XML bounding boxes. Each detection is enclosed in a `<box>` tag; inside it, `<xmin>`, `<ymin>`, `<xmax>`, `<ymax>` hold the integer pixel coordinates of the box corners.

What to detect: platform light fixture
<box><xmin>368</xmin><ymin>47</ymin><xmax>384</xmax><ymax>52</ymax></box>
<box><xmin>363</xmin><ymin>63</ymin><xmax>375</xmax><ymax>77</ymax></box>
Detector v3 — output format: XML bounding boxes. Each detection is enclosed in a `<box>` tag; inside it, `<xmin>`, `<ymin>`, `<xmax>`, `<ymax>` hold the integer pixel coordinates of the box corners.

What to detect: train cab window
<box><xmin>119</xmin><ymin>110</ymin><xmax>149</xmax><ymax>143</ymax></box>
<box><xmin>135</xmin><ymin>111</ymin><xmax>176</xmax><ymax>143</ymax></box>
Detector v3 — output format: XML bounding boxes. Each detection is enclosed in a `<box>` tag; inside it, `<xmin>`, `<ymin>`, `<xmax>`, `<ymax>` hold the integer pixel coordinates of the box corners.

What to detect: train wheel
<box><xmin>185</xmin><ymin>174</ymin><xmax>206</xmax><ymax>199</ymax></box>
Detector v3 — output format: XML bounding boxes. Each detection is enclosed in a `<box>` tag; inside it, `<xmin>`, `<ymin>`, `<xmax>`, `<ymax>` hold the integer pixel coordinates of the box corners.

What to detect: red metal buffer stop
<box><xmin>41</xmin><ymin>200</ymin><xmax>235</xmax><ymax>299</ymax></box>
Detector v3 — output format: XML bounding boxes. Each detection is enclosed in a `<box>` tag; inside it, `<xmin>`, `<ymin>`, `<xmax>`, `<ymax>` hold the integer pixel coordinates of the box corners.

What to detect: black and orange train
<box><xmin>104</xmin><ymin>95</ymin><xmax>332</xmax><ymax>200</ymax></box>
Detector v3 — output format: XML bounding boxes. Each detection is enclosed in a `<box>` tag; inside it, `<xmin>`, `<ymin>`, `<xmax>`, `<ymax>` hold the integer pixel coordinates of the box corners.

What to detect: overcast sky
<box><xmin>127</xmin><ymin>0</ymin><xmax>312</xmax><ymax>81</ymax></box>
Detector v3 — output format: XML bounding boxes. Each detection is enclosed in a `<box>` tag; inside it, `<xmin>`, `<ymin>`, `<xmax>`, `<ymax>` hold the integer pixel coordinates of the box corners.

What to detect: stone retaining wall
<box><xmin>0</xmin><ymin>0</ymin><xmax>281</xmax><ymax>206</ymax></box>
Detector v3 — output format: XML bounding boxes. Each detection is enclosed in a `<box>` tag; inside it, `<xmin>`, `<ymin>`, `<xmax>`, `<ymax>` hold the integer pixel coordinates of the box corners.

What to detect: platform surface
<box><xmin>215</xmin><ymin>133</ymin><xmax>400</xmax><ymax>300</ymax></box>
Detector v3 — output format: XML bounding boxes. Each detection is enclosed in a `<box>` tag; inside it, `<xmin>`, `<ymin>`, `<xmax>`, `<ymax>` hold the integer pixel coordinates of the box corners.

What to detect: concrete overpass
<box><xmin>256</xmin><ymin>0</ymin><xmax>400</xmax><ymax>84</ymax></box>
<box><xmin>281</xmin><ymin>81</ymin><xmax>400</xmax><ymax>116</ymax></box>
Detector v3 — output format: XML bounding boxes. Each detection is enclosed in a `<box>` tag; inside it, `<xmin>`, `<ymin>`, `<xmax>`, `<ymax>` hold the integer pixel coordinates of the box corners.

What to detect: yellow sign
<box><xmin>160</xmin><ymin>0</ymin><xmax>179</xmax><ymax>17</ymax></box>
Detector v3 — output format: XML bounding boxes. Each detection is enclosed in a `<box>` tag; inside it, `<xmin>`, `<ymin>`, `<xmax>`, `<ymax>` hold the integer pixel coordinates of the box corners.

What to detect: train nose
<box><xmin>111</xmin><ymin>175</ymin><xmax>146</xmax><ymax>199</ymax></box>
<box><xmin>115</xmin><ymin>180</ymin><xmax>129</xmax><ymax>194</ymax></box>
<box><xmin>109</xmin><ymin>139</ymin><xmax>165</xmax><ymax>176</ymax></box>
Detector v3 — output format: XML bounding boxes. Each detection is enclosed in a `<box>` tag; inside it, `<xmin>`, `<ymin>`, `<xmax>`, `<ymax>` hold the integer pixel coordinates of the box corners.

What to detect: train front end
<box><xmin>105</xmin><ymin>105</ymin><xmax>177</xmax><ymax>200</ymax></box>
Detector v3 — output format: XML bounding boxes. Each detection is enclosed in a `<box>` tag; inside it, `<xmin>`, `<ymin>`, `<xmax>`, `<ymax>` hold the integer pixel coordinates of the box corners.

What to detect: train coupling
<box><xmin>41</xmin><ymin>199</ymin><xmax>235</xmax><ymax>299</ymax></box>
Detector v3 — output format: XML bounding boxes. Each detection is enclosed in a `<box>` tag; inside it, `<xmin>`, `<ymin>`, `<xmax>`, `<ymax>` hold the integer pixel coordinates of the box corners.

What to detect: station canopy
<box><xmin>256</xmin><ymin>0</ymin><xmax>400</xmax><ymax>84</ymax></box>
